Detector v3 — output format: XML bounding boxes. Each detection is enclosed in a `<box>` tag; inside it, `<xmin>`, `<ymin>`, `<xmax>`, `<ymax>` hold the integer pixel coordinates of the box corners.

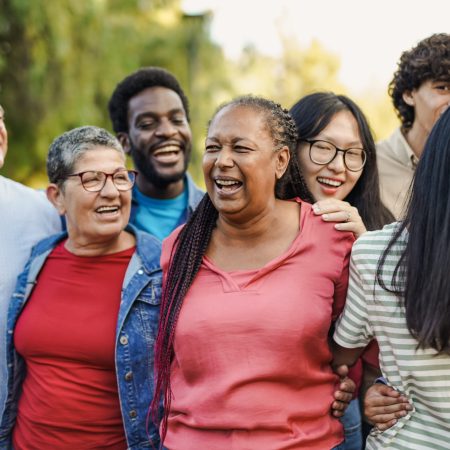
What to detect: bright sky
<box><xmin>182</xmin><ymin>0</ymin><xmax>450</xmax><ymax>95</ymax></box>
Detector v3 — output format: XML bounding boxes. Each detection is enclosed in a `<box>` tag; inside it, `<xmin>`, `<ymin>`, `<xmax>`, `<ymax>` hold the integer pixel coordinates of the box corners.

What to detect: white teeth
<box><xmin>317</xmin><ymin>177</ymin><xmax>342</xmax><ymax>187</ymax></box>
<box><xmin>216</xmin><ymin>179</ymin><xmax>240</xmax><ymax>186</ymax></box>
<box><xmin>153</xmin><ymin>145</ymin><xmax>180</xmax><ymax>155</ymax></box>
<box><xmin>96</xmin><ymin>206</ymin><xmax>119</xmax><ymax>213</ymax></box>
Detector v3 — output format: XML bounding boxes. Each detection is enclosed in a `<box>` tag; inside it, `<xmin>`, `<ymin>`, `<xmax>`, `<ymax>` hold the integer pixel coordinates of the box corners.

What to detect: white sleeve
<box><xmin>333</xmin><ymin>247</ymin><xmax>373</xmax><ymax>348</ymax></box>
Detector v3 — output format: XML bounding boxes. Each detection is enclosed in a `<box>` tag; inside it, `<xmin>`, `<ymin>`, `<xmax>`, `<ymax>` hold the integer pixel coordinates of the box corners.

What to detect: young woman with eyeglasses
<box><xmin>289</xmin><ymin>92</ymin><xmax>394</xmax><ymax>450</ymax></box>
<box><xmin>290</xmin><ymin>92</ymin><xmax>393</xmax><ymax>239</ymax></box>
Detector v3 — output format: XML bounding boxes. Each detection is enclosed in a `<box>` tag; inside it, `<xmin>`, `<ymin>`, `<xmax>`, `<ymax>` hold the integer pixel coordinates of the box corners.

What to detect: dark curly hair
<box><xmin>108</xmin><ymin>67</ymin><xmax>190</xmax><ymax>133</ymax></box>
<box><xmin>151</xmin><ymin>95</ymin><xmax>313</xmax><ymax>442</ymax></box>
<box><xmin>389</xmin><ymin>33</ymin><xmax>450</xmax><ymax>129</ymax></box>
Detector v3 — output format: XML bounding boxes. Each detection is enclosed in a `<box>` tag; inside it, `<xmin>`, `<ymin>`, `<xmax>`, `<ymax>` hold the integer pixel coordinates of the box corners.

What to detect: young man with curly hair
<box><xmin>377</xmin><ymin>33</ymin><xmax>450</xmax><ymax>218</ymax></box>
<box><xmin>108</xmin><ymin>67</ymin><xmax>203</xmax><ymax>241</ymax></box>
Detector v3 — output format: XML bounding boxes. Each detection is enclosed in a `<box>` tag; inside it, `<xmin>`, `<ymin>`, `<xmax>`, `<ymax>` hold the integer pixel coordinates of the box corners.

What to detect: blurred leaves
<box><xmin>0</xmin><ymin>0</ymin><xmax>397</xmax><ymax>186</ymax></box>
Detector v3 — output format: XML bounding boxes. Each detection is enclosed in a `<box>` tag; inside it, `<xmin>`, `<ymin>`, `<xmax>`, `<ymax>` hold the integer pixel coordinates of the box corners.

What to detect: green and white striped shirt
<box><xmin>334</xmin><ymin>223</ymin><xmax>450</xmax><ymax>450</ymax></box>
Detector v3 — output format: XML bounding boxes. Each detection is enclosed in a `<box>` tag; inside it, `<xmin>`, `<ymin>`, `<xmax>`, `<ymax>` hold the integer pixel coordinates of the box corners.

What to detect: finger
<box><xmin>366</xmin><ymin>402</ymin><xmax>412</xmax><ymax>415</ymax></box>
<box><xmin>334</xmin><ymin>364</ymin><xmax>349</xmax><ymax>378</ymax></box>
<box><xmin>331</xmin><ymin>400</ymin><xmax>347</xmax><ymax>411</ymax></box>
<box><xmin>321</xmin><ymin>211</ymin><xmax>351</xmax><ymax>223</ymax></box>
<box><xmin>313</xmin><ymin>199</ymin><xmax>350</xmax><ymax>213</ymax></box>
<box><xmin>376</xmin><ymin>418</ymin><xmax>398</xmax><ymax>431</ymax></box>
<box><xmin>334</xmin><ymin>391</ymin><xmax>353</xmax><ymax>403</ymax></box>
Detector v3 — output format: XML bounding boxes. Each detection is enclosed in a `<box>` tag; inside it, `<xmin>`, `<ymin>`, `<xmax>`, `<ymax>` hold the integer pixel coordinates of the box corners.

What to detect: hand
<box><xmin>331</xmin><ymin>364</ymin><xmax>355</xmax><ymax>418</ymax></box>
<box><xmin>312</xmin><ymin>199</ymin><xmax>367</xmax><ymax>238</ymax></box>
<box><xmin>364</xmin><ymin>383</ymin><xmax>412</xmax><ymax>431</ymax></box>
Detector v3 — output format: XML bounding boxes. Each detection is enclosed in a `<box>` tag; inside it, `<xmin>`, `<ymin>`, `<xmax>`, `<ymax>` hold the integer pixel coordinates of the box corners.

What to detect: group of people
<box><xmin>0</xmin><ymin>32</ymin><xmax>449</xmax><ymax>450</ymax></box>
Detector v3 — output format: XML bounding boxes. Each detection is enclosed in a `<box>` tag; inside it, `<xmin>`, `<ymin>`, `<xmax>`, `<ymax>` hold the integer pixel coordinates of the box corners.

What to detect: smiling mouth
<box><xmin>95</xmin><ymin>206</ymin><xmax>120</xmax><ymax>215</ymax></box>
<box><xmin>153</xmin><ymin>144</ymin><xmax>182</xmax><ymax>163</ymax></box>
<box><xmin>317</xmin><ymin>177</ymin><xmax>343</xmax><ymax>188</ymax></box>
<box><xmin>214</xmin><ymin>178</ymin><xmax>243</xmax><ymax>193</ymax></box>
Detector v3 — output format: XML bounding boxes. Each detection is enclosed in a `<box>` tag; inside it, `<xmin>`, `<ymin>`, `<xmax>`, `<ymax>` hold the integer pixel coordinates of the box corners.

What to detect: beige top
<box><xmin>376</xmin><ymin>128</ymin><xmax>418</xmax><ymax>220</ymax></box>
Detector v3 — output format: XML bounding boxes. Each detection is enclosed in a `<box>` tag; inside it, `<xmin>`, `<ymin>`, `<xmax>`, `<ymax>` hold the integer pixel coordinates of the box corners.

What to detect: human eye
<box><xmin>171</xmin><ymin>115</ymin><xmax>187</xmax><ymax>125</ymax></box>
<box><xmin>82</xmin><ymin>171</ymin><xmax>103</xmax><ymax>188</ymax></box>
<box><xmin>313</xmin><ymin>141</ymin><xmax>334</xmax><ymax>152</ymax></box>
<box><xmin>137</xmin><ymin>119</ymin><xmax>156</xmax><ymax>130</ymax></box>
<box><xmin>205</xmin><ymin>142</ymin><xmax>221</xmax><ymax>152</ymax></box>
<box><xmin>434</xmin><ymin>82</ymin><xmax>450</xmax><ymax>92</ymax></box>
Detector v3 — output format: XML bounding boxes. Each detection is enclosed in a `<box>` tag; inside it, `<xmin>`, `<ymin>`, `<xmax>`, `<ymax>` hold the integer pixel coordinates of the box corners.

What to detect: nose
<box><xmin>155</xmin><ymin>118</ymin><xmax>177</xmax><ymax>137</ymax></box>
<box><xmin>214</xmin><ymin>147</ymin><xmax>234</xmax><ymax>168</ymax></box>
<box><xmin>100</xmin><ymin>175</ymin><xmax>120</xmax><ymax>198</ymax></box>
<box><xmin>327</xmin><ymin>150</ymin><xmax>346</xmax><ymax>173</ymax></box>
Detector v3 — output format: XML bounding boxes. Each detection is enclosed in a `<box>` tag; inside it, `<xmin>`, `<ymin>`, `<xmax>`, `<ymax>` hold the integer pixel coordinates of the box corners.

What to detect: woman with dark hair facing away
<box><xmin>333</xmin><ymin>107</ymin><xmax>450</xmax><ymax>449</ymax></box>
<box><xmin>151</xmin><ymin>95</ymin><xmax>355</xmax><ymax>449</ymax></box>
<box><xmin>290</xmin><ymin>92</ymin><xmax>394</xmax><ymax>448</ymax></box>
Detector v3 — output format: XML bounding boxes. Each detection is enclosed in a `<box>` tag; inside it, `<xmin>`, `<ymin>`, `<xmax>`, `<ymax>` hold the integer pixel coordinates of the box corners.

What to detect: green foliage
<box><xmin>0</xmin><ymin>0</ymin><xmax>398</xmax><ymax>188</ymax></box>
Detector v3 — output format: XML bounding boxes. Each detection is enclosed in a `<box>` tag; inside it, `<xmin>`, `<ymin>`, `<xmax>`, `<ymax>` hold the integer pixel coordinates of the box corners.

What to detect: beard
<box><xmin>129</xmin><ymin>141</ymin><xmax>191</xmax><ymax>188</ymax></box>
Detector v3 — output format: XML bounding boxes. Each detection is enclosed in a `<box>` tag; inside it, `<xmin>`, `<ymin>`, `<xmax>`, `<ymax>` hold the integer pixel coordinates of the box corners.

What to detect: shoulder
<box><xmin>185</xmin><ymin>173</ymin><xmax>205</xmax><ymax>208</ymax></box>
<box><xmin>28</xmin><ymin>232</ymin><xmax>67</xmax><ymax>259</ymax></box>
<box><xmin>299</xmin><ymin>198</ymin><xmax>355</xmax><ymax>248</ymax></box>
<box><xmin>353</xmin><ymin>222</ymin><xmax>401</xmax><ymax>250</ymax></box>
<box><xmin>161</xmin><ymin>224</ymin><xmax>184</xmax><ymax>271</ymax></box>
<box><xmin>127</xmin><ymin>225</ymin><xmax>162</xmax><ymax>268</ymax></box>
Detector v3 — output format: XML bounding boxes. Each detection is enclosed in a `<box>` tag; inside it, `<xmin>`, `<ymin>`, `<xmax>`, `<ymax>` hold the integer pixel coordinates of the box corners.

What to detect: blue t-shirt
<box><xmin>132</xmin><ymin>187</ymin><xmax>188</xmax><ymax>241</ymax></box>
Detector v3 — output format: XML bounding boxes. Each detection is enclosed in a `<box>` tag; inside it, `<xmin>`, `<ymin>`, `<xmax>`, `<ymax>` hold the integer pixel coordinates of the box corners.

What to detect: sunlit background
<box><xmin>0</xmin><ymin>0</ymin><xmax>448</xmax><ymax>186</ymax></box>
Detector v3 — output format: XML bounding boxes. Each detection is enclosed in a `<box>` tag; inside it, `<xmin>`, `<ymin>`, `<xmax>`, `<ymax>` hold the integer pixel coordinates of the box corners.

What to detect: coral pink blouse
<box><xmin>161</xmin><ymin>200</ymin><xmax>354</xmax><ymax>450</ymax></box>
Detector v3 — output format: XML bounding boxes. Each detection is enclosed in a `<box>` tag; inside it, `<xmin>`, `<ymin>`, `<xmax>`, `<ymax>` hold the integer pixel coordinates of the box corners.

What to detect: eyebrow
<box><xmin>316</xmin><ymin>136</ymin><xmax>363</xmax><ymax>147</ymax></box>
<box><xmin>135</xmin><ymin>108</ymin><xmax>186</xmax><ymax>121</ymax></box>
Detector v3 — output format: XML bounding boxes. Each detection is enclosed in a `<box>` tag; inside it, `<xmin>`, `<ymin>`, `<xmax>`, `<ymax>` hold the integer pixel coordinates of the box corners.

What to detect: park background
<box><xmin>0</xmin><ymin>0</ymin><xmax>449</xmax><ymax>187</ymax></box>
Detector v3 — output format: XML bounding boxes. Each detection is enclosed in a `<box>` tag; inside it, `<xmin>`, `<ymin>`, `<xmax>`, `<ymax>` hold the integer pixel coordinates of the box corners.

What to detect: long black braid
<box><xmin>151</xmin><ymin>95</ymin><xmax>313</xmax><ymax>442</ymax></box>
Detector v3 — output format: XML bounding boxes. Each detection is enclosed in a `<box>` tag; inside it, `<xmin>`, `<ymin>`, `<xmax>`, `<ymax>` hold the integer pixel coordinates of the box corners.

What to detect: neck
<box><xmin>65</xmin><ymin>230</ymin><xmax>135</xmax><ymax>257</ymax></box>
<box><xmin>215</xmin><ymin>200</ymin><xmax>281</xmax><ymax>244</ymax></box>
<box><xmin>404</xmin><ymin>122</ymin><xmax>428</xmax><ymax>159</ymax></box>
<box><xmin>136</xmin><ymin>176</ymin><xmax>185</xmax><ymax>199</ymax></box>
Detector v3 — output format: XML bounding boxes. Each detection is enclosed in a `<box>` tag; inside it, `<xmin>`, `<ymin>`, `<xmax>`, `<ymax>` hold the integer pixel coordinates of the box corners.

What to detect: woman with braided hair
<box><xmin>151</xmin><ymin>96</ymin><xmax>354</xmax><ymax>449</ymax></box>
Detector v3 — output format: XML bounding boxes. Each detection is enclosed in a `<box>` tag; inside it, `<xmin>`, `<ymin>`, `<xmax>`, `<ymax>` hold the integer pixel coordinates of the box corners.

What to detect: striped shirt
<box><xmin>334</xmin><ymin>223</ymin><xmax>450</xmax><ymax>450</ymax></box>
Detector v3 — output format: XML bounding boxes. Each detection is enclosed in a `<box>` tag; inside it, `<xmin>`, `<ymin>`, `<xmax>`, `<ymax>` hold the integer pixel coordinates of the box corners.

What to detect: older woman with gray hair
<box><xmin>0</xmin><ymin>126</ymin><xmax>162</xmax><ymax>449</ymax></box>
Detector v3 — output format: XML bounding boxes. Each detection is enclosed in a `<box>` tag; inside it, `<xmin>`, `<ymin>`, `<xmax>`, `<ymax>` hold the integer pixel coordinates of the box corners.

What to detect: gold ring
<box><xmin>345</xmin><ymin>212</ymin><xmax>351</xmax><ymax>222</ymax></box>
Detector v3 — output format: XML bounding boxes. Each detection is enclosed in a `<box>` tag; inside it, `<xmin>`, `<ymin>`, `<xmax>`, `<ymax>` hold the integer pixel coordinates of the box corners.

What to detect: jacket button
<box><xmin>120</xmin><ymin>336</ymin><xmax>128</xmax><ymax>345</ymax></box>
<box><xmin>125</xmin><ymin>371</ymin><xmax>133</xmax><ymax>381</ymax></box>
<box><xmin>129</xmin><ymin>410</ymin><xmax>137</xmax><ymax>418</ymax></box>
<box><xmin>138</xmin><ymin>269</ymin><xmax>144</xmax><ymax>275</ymax></box>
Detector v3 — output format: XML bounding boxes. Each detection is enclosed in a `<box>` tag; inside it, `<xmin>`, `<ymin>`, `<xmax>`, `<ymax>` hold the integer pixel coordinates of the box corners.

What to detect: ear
<box><xmin>117</xmin><ymin>132</ymin><xmax>131</xmax><ymax>155</ymax></box>
<box><xmin>402</xmin><ymin>91</ymin><xmax>415</xmax><ymax>107</ymax></box>
<box><xmin>275</xmin><ymin>146</ymin><xmax>290</xmax><ymax>180</ymax></box>
<box><xmin>46</xmin><ymin>183</ymin><xmax>66</xmax><ymax>215</ymax></box>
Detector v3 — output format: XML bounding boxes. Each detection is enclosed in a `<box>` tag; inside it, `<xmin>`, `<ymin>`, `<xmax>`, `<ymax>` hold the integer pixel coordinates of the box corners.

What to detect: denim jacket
<box><xmin>0</xmin><ymin>225</ymin><xmax>162</xmax><ymax>449</ymax></box>
<box><xmin>129</xmin><ymin>172</ymin><xmax>204</xmax><ymax>239</ymax></box>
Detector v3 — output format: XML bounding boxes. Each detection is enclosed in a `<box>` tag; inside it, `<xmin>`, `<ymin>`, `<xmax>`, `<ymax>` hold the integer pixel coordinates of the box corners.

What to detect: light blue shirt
<box><xmin>132</xmin><ymin>187</ymin><xmax>188</xmax><ymax>241</ymax></box>
<box><xmin>0</xmin><ymin>176</ymin><xmax>62</xmax><ymax>415</ymax></box>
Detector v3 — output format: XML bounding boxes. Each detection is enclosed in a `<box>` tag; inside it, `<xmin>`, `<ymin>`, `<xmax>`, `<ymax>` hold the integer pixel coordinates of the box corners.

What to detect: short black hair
<box><xmin>389</xmin><ymin>33</ymin><xmax>450</xmax><ymax>129</ymax></box>
<box><xmin>108</xmin><ymin>67</ymin><xmax>190</xmax><ymax>133</ymax></box>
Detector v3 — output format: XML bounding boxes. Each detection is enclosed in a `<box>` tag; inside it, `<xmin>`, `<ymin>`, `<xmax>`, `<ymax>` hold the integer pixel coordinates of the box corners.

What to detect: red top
<box><xmin>161</xmin><ymin>200</ymin><xmax>354</xmax><ymax>450</ymax></box>
<box><xmin>13</xmin><ymin>241</ymin><xmax>135</xmax><ymax>450</ymax></box>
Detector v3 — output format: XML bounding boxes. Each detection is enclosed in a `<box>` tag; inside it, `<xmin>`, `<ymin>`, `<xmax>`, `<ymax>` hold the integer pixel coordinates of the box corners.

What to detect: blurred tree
<box><xmin>0</xmin><ymin>0</ymin><xmax>229</xmax><ymax>186</ymax></box>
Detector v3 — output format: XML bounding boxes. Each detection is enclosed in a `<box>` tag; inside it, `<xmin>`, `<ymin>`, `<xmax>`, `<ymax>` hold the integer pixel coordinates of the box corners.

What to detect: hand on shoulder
<box><xmin>312</xmin><ymin>199</ymin><xmax>367</xmax><ymax>238</ymax></box>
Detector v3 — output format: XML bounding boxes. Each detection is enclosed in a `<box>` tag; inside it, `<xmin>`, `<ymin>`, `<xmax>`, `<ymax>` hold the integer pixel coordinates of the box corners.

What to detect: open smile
<box><xmin>152</xmin><ymin>143</ymin><xmax>184</xmax><ymax>165</ymax></box>
<box><xmin>213</xmin><ymin>176</ymin><xmax>243</xmax><ymax>195</ymax></box>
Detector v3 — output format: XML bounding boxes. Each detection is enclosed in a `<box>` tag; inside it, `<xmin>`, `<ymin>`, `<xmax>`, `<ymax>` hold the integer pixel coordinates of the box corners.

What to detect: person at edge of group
<box><xmin>108</xmin><ymin>66</ymin><xmax>204</xmax><ymax>242</ymax></box>
<box><xmin>150</xmin><ymin>95</ymin><xmax>355</xmax><ymax>450</ymax></box>
<box><xmin>376</xmin><ymin>32</ymin><xmax>450</xmax><ymax>219</ymax></box>
<box><xmin>0</xmin><ymin>103</ymin><xmax>62</xmax><ymax>417</ymax></box>
<box><xmin>0</xmin><ymin>126</ymin><xmax>162</xmax><ymax>449</ymax></box>
<box><xmin>333</xmin><ymin>107</ymin><xmax>450</xmax><ymax>449</ymax></box>
<box><xmin>290</xmin><ymin>92</ymin><xmax>394</xmax><ymax>449</ymax></box>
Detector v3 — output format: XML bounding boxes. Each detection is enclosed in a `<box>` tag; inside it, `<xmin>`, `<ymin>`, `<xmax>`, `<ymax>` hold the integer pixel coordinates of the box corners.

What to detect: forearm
<box><xmin>331</xmin><ymin>341</ymin><xmax>365</xmax><ymax>369</ymax></box>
